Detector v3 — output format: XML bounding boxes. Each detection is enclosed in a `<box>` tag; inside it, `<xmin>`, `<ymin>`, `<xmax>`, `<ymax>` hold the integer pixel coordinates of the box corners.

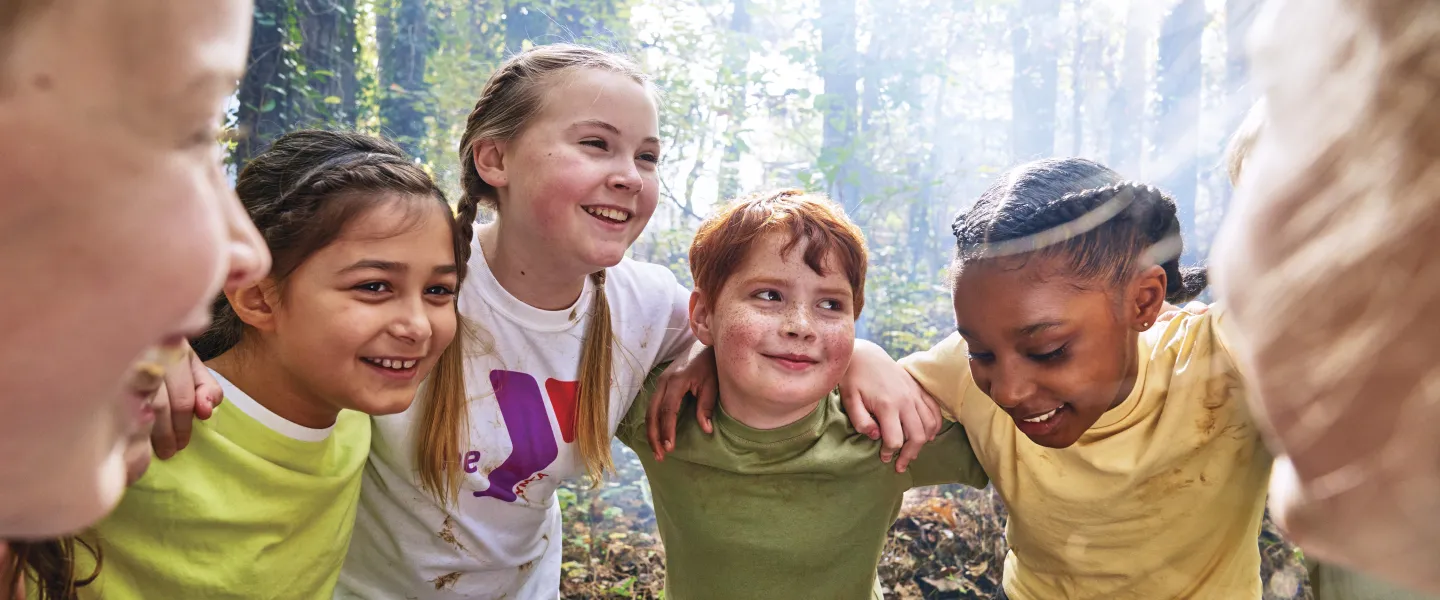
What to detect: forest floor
<box><xmin>559</xmin><ymin>442</ymin><xmax>1313</xmax><ymax>599</ymax></box>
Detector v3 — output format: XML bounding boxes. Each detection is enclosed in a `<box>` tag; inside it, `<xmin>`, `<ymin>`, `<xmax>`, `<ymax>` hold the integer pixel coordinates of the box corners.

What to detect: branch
<box><xmin>659</xmin><ymin>176</ymin><xmax>704</xmax><ymax>222</ymax></box>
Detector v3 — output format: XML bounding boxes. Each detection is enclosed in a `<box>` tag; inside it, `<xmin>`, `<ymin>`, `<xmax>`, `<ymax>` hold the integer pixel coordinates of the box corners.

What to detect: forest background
<box><xmin>229</xmin><ymin>0</ymin><xmax>1309</xmax><ymax>597</ymax></box>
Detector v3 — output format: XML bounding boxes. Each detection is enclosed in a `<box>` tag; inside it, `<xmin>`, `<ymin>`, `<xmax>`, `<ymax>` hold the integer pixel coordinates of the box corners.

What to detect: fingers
<box><xmin>164</xmin><ymin>358</ymin><xmax>198</xmax><ymax>454</ymax></box>
<box><xmin>841</xmin><ymin>390</ymin><xmax>880</xmax><ymax>440</ymax></box>
<box><xmin>189</xmin><ymin>351</ymin><xmax>222</xmax><ymax>420</ymax></box>
<box><xmin>646</xmin><ymin>376</ymin><xmax>674</xmax><ymax>461</ymax></box>
<box><xmin>695</xmin><ymin>376</ymin><xmax>717</xmax><ymax>435</ymax></box>
<box><xmin>893</xmin><ymin>403</ymin><xmax>929</xmax><ymax>473</ymax></box>
<box><xmin>875</xmin><ymin>403</ymin><xmax>904</xmax><ymax>465</ymax></box>
<box><xmin>916</xmin><ymin>389</ymin><xmax>942</xmax><ymax>441</ymax></box>
<box><xmin>150</xmin><ymin>381</ymin><xmax>178</xmax><ymax>460</ymax></box>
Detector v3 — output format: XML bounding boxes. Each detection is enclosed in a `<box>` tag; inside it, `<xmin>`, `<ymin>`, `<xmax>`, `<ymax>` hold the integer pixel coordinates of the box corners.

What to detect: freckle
<box><xmin>31</xmin><ymin>74</ymin><xmax>52</xmax><ymax>91</ymax></box>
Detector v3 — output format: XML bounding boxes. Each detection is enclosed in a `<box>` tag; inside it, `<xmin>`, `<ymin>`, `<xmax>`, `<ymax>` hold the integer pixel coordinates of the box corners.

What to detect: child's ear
<box><xmin>688</xmin><ymin>290</ymin><xmax>716</xmax><ymax>347</ymax></box>
<box><xmin>472</xmin><ymin>140</ymin><xmax>509</xmax><ymax>188</ymax></box>
<box><xmin>228</xmin><ymin>279</ymin><xmax>280</xmax><ymax>333</ymax></box>
<box><xmin>1129</xmin><ymin>265</ymin><xmax>1168</xmax><ymax>330</ymax></box>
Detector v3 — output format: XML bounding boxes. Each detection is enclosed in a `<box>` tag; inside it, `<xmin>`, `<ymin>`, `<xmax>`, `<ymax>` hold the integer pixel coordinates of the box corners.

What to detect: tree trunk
<box><xmin>1010</xmin><ymin>0</ymin><xmax>1061</xmax><ymax>163</ymax></box>
<box><xmin>1070</xmin><ymin>0</ymin><xmax>1088</xmax><ymax>156</ymax></box>
<box><xmin>1155</xmin><ymin>0</ymin><xmax>1207</xmax><ymax>263</ymax></box>
<box><xmin>716</xmin><ymin>0</ymin><xmax>751</xmax><ymax>203</ymax></box>
<box><xmin>1107</xmin><ymin>0</ymin><xmax>1150</xmax><ymax>177</ymax></box>
<box><xmin>378</xmin><ymin>0</ymin><xmax>431</xmax><ymax>159</ymax></box>
<box><xmin>298</xmin><ymin>0</ymin><xmax>358</xmax><ymax>127</ymax></box>
<box><xmin>1222</xmin><ymin>0</ymin><xmax>1260</xmax><ymax>206</ymax></box>
<box><xmin>818</xmin><ymin>0</ymin><xmax>860</xmax><ymax>215</ymax></box>
<box><xmin>234</xmin><ymin>0</ymin><xmax>297</xmax><ymax>168</ymax></box>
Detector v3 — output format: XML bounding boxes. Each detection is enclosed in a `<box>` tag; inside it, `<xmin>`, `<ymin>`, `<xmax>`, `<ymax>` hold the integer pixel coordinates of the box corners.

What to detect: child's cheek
<box><xmin>817</xmin><ymin>319</ymin><xmax>856</xmax><ymax>378</ymax></box>
<box><xmin>713</xmin><ymin>304</ymin><xmax>769</xmax><ymax>369</ymax></box>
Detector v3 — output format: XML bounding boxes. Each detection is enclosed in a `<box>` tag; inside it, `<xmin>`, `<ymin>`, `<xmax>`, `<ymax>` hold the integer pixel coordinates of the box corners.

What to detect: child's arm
<box><xmin>620</xmin><ymin>365</ymin><xmax>671</xmax><ymax>455</ymax></box>
<box><xmin>904</xmin><ymin>421</ymin><xmax>989</xmax><ymax>489</ymax></box>
<box><xmin>838</xmin><ymin>340</ymin><xmax>944</xmax><ymax>470</ymax></box>
<box><xmin>647</xmin><ymin>339</ymin><xmax>945</xmax><ymax>473</ymax></box>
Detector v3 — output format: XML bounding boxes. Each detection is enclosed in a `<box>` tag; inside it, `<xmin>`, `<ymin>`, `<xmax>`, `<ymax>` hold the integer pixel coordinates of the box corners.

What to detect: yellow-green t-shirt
<box><xmin>79</xmin><ymin>371</ymin><xmax>371</xmax><ymax>600</ymax></box>
<box><xmin>901</xmin><ymin>310</ymin><xmax>1272</xmax><ymax>599</ymax></box>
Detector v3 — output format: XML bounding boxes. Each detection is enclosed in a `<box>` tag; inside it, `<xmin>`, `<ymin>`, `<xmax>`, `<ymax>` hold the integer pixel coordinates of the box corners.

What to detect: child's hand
<box><xmin>840</xmin><ymin>340</ymin><xmax>943</xmax><ymax>473</ymax></box>
<box><xmin>646</xmin><ymin>343</ymin><xmax>718</xmax><ymax>461</ymax></box>
<box><xmin>150</xmin><ymin>343</ymin><xmax>222</xmax><ymax>460</ymax></box>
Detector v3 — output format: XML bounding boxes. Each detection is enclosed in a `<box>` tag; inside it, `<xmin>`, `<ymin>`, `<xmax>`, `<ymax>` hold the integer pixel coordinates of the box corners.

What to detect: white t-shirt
<box><xmin>336</xmin><ymin>239</ymin><xmax>694</xmax><ymax>600</ymax></box>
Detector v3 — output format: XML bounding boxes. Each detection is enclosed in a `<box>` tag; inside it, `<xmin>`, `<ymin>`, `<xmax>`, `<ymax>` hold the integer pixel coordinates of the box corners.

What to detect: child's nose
<box><xmin>989</xmin><ymin>362</ymin><xmax>1037</xmax><ymax>409</ymax></box>
<box><xmin>389</xmin><ymin>300</ymin><xmax>434</xmax><ymax>343</ymax></box>
<box><xmin>607</xmin><ymin>161</ymin><xmax>643</xmax><ymax>194</ymax></box>
<box><xmin>781</xmin><ymin>306</ymin><xmax>816</xmax><ymax>340</ymax></box>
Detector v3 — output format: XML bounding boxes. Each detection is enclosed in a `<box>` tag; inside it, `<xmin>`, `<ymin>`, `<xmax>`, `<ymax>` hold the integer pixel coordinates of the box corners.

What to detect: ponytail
<box><xmin>575</xmin><ymin>270</ymin><xmax>617</xmax><ymax>483</ymax></box>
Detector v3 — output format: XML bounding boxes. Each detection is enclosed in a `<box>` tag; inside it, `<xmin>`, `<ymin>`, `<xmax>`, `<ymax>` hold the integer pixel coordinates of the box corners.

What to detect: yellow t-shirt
<box><xmin>77</xmin><ymin>371</ymin><xmax>371</xmax><ymax>600</ymax></box>
<box><xmin>901</xmin><ymin>310</ymin><xmax>1272</xmax><ymax>599</ymax></box>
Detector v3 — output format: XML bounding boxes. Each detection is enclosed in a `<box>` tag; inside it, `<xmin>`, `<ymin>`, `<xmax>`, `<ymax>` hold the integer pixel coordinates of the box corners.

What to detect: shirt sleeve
<box><xmin>905</xmin><ymin>421</ymin><xmax>988</xmax><ymax>489</ymax></box>
<box><xmin>657</xmin><ymin>281</ymin><xmax>698</xmax><ymax>364</ymax></box>
<box><xmin>898</xmin><ymin>333</ymin><xmax>975</xmax><ymax>421</ymax></box>
<box><xmin>616</xmin><ymin>364</ymin><xmax>669</xmax><ymax>452</ymax></box>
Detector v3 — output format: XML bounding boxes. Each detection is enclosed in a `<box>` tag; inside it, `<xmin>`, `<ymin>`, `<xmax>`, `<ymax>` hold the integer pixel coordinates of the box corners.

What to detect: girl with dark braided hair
<box><xmin>901</xmin><ymin>157</ymin><xmax>1271</xmax><ymax>599</ymax></box>
<box><xmin>73</xmin><ymin>129</ymin><xmax>469</xmax><ymax>600</ymax></box>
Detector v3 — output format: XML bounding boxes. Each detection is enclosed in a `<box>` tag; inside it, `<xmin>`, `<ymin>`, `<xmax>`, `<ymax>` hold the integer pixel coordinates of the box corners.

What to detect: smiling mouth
<box><xmin>764</xmin><ymin>353</ymin><xmax>819</xmax><ymax>369</ymax></box>
<box><xmin>361</xmin><ymin>357</ymin><xmax>419</xmax><ymax>370</ymax></box>
<box><xmin>583</xmin><ymin>206</ymin><xmax>632</xmax><ymax>224</ymax></box>
<box><xmin>1022</xmin><ymin>407</ymin><xmax>1059</xmax><ymax>423</ymax></box>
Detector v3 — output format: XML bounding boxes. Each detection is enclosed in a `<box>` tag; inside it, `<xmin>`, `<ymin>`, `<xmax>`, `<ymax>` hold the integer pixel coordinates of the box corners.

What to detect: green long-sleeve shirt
<box><xmin>617</xmin><ymin>378</ymin><xmax>988</xmax><ymax>600</ymax></box>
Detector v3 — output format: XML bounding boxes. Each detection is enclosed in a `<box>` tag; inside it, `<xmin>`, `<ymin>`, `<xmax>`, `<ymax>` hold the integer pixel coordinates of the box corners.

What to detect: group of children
<box><xmin>0</xmin><ymin>41</ymin><xmax>1389</xmax><ymax>600</ymax></box>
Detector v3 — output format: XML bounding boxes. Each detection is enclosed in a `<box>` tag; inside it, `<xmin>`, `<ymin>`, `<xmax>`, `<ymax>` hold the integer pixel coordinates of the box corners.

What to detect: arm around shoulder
<box><xmin>898</xmin><ymin>333</ymin><xmax>975</xmax><ymax>421</ymax></box>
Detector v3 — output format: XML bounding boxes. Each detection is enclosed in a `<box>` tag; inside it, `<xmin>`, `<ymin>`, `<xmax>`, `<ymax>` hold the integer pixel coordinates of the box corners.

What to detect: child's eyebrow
<box><xmin>340</xmin><ymin>259</ymin><xmax>406</xmax><ymax>274</ymax></box>
<box><xmin>1016</xmin><ymin>321</ymin><xmax>1065</xmax><ymax>336</ymax></box>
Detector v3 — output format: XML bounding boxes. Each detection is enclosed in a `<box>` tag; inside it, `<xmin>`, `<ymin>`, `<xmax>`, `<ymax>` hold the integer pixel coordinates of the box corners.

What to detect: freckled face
<box><xmin>953</xmin><ymin>256</ymin><xmax>1138</xmax><ymax>448</ymax></box>
<box><xmin>692</xmin><ymin>233</ymin><xmax>857</xmax><ymax>416</ymax></box>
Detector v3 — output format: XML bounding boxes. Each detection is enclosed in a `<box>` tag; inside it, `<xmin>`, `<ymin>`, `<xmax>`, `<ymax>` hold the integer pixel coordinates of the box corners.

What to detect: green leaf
<box><xmin>323</xmin><ymin>96</ymin><xmax>343</xmax><ymax>105</ymax></box>
<box><xmin>259</xmin><ymin>98</ymin><xmax>276</xmax><ymax>113</ymax></box>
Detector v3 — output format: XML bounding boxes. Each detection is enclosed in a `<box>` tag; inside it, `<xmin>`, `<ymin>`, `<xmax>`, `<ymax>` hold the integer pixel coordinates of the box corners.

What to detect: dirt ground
<box><xmin>558</xmin><ymin>442</ymin><xmax>1312</xmax><ymax>599</ymax></box>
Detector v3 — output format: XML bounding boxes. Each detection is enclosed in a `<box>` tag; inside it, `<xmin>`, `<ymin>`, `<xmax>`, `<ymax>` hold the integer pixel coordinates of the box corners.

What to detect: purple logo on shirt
<box><xmin>470</xmin><ymin>370</ymin><xmax>578</xmax><ymax>502</ymax></box>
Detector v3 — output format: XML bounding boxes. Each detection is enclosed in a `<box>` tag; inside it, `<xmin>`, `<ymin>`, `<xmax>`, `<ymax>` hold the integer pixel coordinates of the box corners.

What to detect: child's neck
<box><xmin>716</xmin><ymin>376</ymin><xmax>827</xmax><ymax>431</ymax></box>
<box><xmin>479</xmin><ymin>220</ymin><xmax>589</xmax><ymax>311</ymax></box>
<box><xmin>206</xmin><ymin>345</ymin><xmax>340</xmax><ymax>430</ymax></box>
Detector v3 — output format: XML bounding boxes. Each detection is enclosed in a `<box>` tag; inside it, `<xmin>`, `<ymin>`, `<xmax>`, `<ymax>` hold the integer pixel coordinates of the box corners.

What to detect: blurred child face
<box><xmin>0</xmin><ymin>0</ymin><xmax>269</xmax><ymax>537</ymax></box>
<box><xmin>482</xmin><ymin>68</ymin><xmax>661</xmax><ymax>276</ymax></box>
<box><xmin>952</xmin><ymin>255</ymin><xmax>1158</xmax><ymax>448</ymax></box>
<box><xmin>262</xmin><ymin>197</ymin><xmax>459</xmax><ymax>424</ymax></box>
<box><xmin>691</xmin><ymin>233</ymin><xmax>857</xmax><ymax>423</ymax></box>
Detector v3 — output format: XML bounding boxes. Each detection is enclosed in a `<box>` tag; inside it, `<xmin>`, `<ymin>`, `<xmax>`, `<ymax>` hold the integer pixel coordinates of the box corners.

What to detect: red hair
<box><xmin>690</xmin><ymin>189</ymin><xmax>869</xmax><ymax>316</ymax></box>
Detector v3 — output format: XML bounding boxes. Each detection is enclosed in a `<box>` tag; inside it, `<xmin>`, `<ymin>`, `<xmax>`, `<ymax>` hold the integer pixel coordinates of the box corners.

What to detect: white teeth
<box><xmin>1023</xmin><ymin>408</ymin><xmax>1059</xmax><ymax>423</ymax></box>
<box><xmin>365</xmin><ymin>358</ymin><xmax>414</xmax><ymax>370</ymax></box>
<box><xmin>585</xmin><ymin>207</ymin><xmax>629</xmax><ymax>222</ymax></box>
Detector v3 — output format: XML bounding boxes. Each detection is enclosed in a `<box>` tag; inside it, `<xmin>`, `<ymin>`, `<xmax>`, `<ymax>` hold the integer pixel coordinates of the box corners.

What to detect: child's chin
<box><xmin>354</xmin><ymin>393</ymin><xmax>418</xmax><ymax>417</ymax></box>
<box><xmin>1023</xmin><ymin>429</ymin><xmax>1081</xmax><ymax>449</ymax></box>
